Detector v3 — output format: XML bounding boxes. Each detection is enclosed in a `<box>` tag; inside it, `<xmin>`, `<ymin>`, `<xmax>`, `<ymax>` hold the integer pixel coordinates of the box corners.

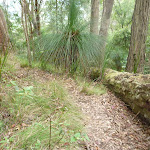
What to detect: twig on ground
<box><xmin>132</xmin><ymin>111</ymin><xmax>140</xmax><ymax>121</ymax></box>
<box><xmin>49</xmin><ymin>117</ymin><xmax>52</xmax><ymax>150</ymax></box>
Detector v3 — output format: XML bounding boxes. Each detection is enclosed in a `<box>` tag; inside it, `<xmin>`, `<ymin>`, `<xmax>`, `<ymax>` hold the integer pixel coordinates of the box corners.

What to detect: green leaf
<box><xmin>7</xmin><ymin>84</ymin><xmax>12</xmax><ymax>87</ymax></box>
<box><xmin>70</xmin><ymin>136</ymin><xmax>77</xmax><ymax>143</ymax></box>
<box><xmin>10</xmin><ymin>81</ymin><xmax>17</xmax><ymax>86</ymax></box>
<box><xmin>74</xmin><ymin>132</ymin><xmax>81</xmax><ymax>138</ymax></box>
<box><xmin>84</xmin><ymin>134</ymin><xmax>90</xmax><ymax>141</ymax></box>
<box><xmin>15</xmin><ymin>86</ymin><xmax>20</xmax><ymax>91</ymax></box>
<box><xmin>23</xmin><ymin>86</ymin><xmax>34</xmax><ymax>91</ymax></box>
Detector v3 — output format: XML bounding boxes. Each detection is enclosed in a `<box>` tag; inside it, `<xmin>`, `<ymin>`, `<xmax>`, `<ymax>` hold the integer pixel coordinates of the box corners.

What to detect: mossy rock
<box><xmin>104</xmin><ymin>69</ymin><xmax>150</xmax><ymax>124</ymax></box>
<box><xmin>88</xmin><ymin>67</ymin><xmax>101</xmax><ymax>80</ymax></box>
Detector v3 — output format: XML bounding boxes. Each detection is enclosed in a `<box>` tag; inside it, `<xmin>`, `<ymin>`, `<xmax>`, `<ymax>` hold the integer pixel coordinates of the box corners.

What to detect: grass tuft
<box><xmin>0</xmin><ymin>56</ymin><xmax>85</xmax><ymax>149</ymax></box>
<box><xmin>76</xmin><ymin>76</ymin><xmax>107</xmax><ymax>96</ymax></box>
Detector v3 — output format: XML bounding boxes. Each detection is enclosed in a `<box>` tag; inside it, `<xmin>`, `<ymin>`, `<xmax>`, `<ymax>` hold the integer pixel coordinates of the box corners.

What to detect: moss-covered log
<box><xmin>104</xmin><ymin>69</ymin><xmax>150</xmax><ymax>124</ymax></box>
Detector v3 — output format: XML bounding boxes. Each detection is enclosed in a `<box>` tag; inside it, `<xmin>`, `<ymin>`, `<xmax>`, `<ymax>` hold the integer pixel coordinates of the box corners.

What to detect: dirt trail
<box><xmin>6</xmin><ymin>60</ymin><xmax>150</xmax><ymax>150</ymax></box>
<box><xmin>64</xmin><ymin>78</ymin><xmax>150</xmax><ymax>150</ymax></box>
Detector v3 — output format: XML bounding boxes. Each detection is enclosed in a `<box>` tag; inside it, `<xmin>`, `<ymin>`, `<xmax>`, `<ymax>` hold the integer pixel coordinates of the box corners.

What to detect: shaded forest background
<box><xmin>0</xmin><ymin>0</ymin><xmax>149</xmax><ymax>77</ymax></box>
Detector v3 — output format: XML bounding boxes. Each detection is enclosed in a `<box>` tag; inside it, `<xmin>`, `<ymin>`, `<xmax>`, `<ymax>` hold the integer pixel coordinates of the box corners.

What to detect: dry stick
<box><xmin>132</xmin><ymin>111</ymin><xmax>140</xmax><ymax>121</ymax></box>
<box><xmin>49</xmin><ymin>117</ymin><xmax>52</xmax><ymax>150</ymax></box>
<box><xmin>52</xmin><ymin>132</ymin><xmax>65</xmax><ymax>150</ymax></box>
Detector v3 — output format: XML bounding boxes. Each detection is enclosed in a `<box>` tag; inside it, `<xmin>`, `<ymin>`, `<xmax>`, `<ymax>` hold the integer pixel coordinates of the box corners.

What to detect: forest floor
<box><xmin>65</xmin><ymin>78</ymin><xmax>150</xmax><ymax>150</ymax></box>
<box><xmin>0</xmin><ymin>54</ymin><xmax>150</xmax><ymax>150</ymax></box>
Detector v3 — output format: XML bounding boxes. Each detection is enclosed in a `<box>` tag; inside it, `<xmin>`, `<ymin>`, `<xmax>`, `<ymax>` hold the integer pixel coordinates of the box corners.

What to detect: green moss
<box><xmin>88</xmin><ymin>68</ymin><xmax>101</xmax><ymax>80</ymax></box>
<box><xmin>104</xmin><ymin>69</ymin><xmax>150</xmax><ymax>124</ymax></box>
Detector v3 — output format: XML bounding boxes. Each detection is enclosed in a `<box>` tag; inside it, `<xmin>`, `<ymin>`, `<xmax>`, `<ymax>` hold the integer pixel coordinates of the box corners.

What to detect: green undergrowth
<box><xmin>17</xmin><ymin>53</ymin><xmax>107</xmax><ymax>97</ymax></box>
<box><xmin>0</xmin><ymin>56</ymin><xmax>88</xmax><ymax>149</ymax></box>
<box><xmin>17</xmin><ymin>52</ymin><xmax>64</xmax><ymax>75</ymax></box>
<box><xmin>75</xmin><ymin>76</ymin><xmax>107</xmax><ymax>96</ymax></box>
<box><xmin>0</xmin><ymin>53</ymin><xmax>16</xmax><ymax>80</ymax></box>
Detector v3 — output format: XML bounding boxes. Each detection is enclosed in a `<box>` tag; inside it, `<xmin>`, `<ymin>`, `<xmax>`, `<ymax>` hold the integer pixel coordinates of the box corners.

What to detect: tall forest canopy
<box><xmin>0</xmin><ymin>0</ymin><xmax>149</xmax><ymax>75</ymax></box>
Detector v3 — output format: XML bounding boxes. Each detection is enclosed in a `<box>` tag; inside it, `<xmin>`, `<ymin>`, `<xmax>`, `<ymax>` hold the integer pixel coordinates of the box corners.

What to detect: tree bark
<box><xmin>126</xmin><ymin>0</ymin><xmax>150</xmax><ymax>73</ymax></box>
<box><xmin>21</xmin><ymin>0</ymin><xmax>41</xmax><ymax>36</ymax></box>
<box><xmin>0</xmin><ymin>8</ymin><xmax>9</xmax><ymax>51</ymax></box>
<box><xmin>21</xmin><ymin>0</ymin><xmax>32</xmax><ymax>66</ymax></box>
<box><xmin>56</xmin><ymin>0</ymin><xmax>58</xmax><ymax>33</ymax></box>
<box><xmin>99</xmin><ymin>0</ymin><xmax>114</xmax><ymax>75</ymax></box>
<box><xmin>90</xmin><ymin>0</ymin><xmax>99</xmax><ymax>35</ymax></box>
<box><xmin>35</xmin><ymin>0</ymin><xmax>41</xmax><ymax>35</ymax></box>
<box><xmin>99</xmin><ymin>0</ymin><xmax>114</xmax><ymax>38</ymax></box>
<box><xmin>60</xmin><ymin>1</ymin><xmax>64</xmax><ymax>30</ymax></box>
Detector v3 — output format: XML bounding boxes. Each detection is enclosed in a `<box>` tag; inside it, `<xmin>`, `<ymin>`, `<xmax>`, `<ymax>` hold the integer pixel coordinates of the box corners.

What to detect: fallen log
<box><xmin>104</xmin><ymin>69</ymin><xmax>150</xmax><ymax>124</ymax></box>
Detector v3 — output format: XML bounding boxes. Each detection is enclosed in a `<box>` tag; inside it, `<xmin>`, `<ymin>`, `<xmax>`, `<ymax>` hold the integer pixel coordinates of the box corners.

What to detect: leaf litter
<box><xmin>64</xmin><ymin>78</ymin><xmax>150</xmax><ymax>150</ymax></box>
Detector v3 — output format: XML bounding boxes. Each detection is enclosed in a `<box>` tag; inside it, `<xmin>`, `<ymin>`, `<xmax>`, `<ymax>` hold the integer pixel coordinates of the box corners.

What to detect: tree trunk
<box><xmin>30</xmin><ymin>0</ymin><xmax>35</xmax><ymax>59</ymax></box>
<box><xmin>0</xmin><ymin>8</ymin><xmax>9</xmax><ymax>52</ymax></box>
<box><xmin>21</xmin><ymin>1</ymin><xmax>32</xmax><ymax>67</ymax></box>
<box><xmin>35</xmin><ymin>0</ymin><xmax>41</xmax><ymax>35</ymax></box>
<box><xmin>99</xmin><ymin>0</ymin><xmax>114</xmax><ymax>38</ymax></box>
<box><xmin>90</xmin><ymin>0</ymin><xmax>99</xmax><ymax>35</ymax></box>
<box><xmin>99</xmin><ymin>0</ymin><xmax>114</xmax><ymax>76</ymax></box>
<box><xmin>56</xmin><ymin>0</ymin><xmax>58</xmax><ymax>33</ymax></box>
<box><xmin>60</xmin><ymin>1</ymin><xmax>64</xmax><ymax>30</ymax></box>
<box><xmin>126</xmin><ymin>0</ymin><xmax>150</xmax><ymax>73</ymax></box>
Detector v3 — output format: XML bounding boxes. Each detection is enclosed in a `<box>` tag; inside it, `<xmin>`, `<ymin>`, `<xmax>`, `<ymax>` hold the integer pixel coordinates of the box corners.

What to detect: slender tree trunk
<box><xmin>90</xmin><ymin>0</ymin><xmax>99</xmax><ymax>35</ymax></box>
<box><xmin>99</xmin><ymin>0</ymin><xmax>114</xmax><ymax>38</ymax></box>
<box><xmin>61</xmin><ymin>1</ymin><xmax>64</xmax><ymax>30</ymax></box>
<box><xmin>99</xmin><ymin>0</ymin><xmax>114</xmax><ymax>76</ymax></box>
<box><xmin>126</xmin><ymin>0</ymin><xmax>150</xmax><ymax>73</ymax></box>
<box><xmin>30</xmin><ymin>0</ymin><xmax>35</xmax><ymax>59</ymax></box>
<box><xmin>35</xmin><ymin>0</ymin><xmax>41</xmax><ymax>35</ymax></box>
<box><xmin>56</xmin><ymin>0</ymin><xmax>58</xmax><ymax>33</ymax></box>
<box><xmin>21</xmin><ymin>1</ymin><xmax>32</xmax><ymax>66</ymax></box>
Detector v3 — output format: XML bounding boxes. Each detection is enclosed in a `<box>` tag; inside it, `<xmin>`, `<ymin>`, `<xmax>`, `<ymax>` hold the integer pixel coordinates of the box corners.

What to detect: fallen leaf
<box><xmin>21</xmin><ymin>123</ymin><xmax>28</xmax><ymax>127</ymax></box>
<box><xmin>64</xmin><ymin>142</ymin><xmax>70</xmax><ymax>146</ymax></box>
<box><xmin>11</xmin><ymin>124</ymin><xmax>16</xmax><ymax>128</ymax></box>
<box><xmin>15</xmin><ymin>125</ymin><xmax>21</xmax><ymax>131</ymax></box>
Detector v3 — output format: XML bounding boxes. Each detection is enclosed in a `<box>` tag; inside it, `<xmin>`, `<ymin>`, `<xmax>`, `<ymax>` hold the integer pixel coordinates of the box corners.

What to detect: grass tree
<box><xmin>36</xmin><ymin>0</ymin><xmax>104</xmax><ymax>74</ymax></box>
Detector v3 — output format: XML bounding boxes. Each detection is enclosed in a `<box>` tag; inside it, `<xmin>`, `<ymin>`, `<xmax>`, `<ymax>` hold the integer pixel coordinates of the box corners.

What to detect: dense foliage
<box><xmin>0</xmin><ymin>0</ymin><xmax>149</xmax><ymax>74</ymax></box>
<box><xmin>35</xmin><ymin>0</ymin><xmax>103</xmax><ymax>74</ymax></box>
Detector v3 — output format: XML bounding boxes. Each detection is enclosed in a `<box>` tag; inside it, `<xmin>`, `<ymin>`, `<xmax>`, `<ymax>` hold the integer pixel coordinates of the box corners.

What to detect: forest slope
<box><xmin>0</xmin><ymin>54</ymin><xmax>150</xmax><ymax>150</ymax></box>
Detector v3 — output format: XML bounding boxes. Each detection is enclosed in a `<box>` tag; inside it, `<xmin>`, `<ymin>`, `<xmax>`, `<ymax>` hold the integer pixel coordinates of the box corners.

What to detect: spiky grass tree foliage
<box><xmin>36</xmin><ymin>0</ymin><xmax>104</xmax><ymax>73</ymax></box>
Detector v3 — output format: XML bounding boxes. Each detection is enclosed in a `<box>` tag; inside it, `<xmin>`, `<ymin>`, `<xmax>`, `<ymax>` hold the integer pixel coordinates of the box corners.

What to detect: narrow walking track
<box><xmin>64</xmin><ymin>78</ymin><xmax>150</xmax><ymax>150</ymax></box>
<box><xmin>7</xmin><ymin>58</ymin><xmax>150</xmax><ymax>150</ymax></box>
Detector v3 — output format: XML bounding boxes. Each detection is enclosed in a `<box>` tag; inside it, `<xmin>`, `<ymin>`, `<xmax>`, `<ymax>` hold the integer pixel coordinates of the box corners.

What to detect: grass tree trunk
<box><xmin>90</xmin><ymin>0</ymin><xmax>99</xmax><ymax>35</ymax></box>
<box><xmin>126</xmin><ymin>0</ymin><xmax>150</xmax><ymax>73</ymax></box>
